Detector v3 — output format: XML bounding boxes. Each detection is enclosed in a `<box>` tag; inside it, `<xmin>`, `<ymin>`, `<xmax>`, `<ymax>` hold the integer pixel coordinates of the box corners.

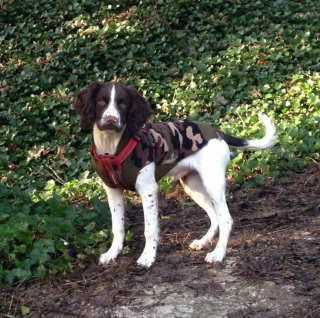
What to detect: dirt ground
<box><xmin>1</xmin><ymin>168</ymin><xmax>320</xmax><ymax>318</ymax></box>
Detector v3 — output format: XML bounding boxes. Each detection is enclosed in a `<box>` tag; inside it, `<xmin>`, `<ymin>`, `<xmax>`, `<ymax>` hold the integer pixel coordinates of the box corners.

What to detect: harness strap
<box><xmin>92</xmin><ymin>137</ymin><xmax>139</xmax><ymax>189</ymax></box>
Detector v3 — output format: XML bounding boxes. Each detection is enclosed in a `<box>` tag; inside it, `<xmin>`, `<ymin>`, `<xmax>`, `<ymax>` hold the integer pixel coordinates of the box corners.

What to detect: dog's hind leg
<box><xmin>196</xmin><ymin>138</ymin><xmax>233</xmax><ymax>263</ymax></box>
<box><xmin>180</xmin><ymin>171</ymin><xmax>219</xmax><ymax>251</ymax></box>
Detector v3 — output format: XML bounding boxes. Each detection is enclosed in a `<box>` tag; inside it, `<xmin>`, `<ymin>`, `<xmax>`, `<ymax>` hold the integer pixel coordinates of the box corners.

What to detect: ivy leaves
<box><xmin>0</xmin><ymin>182</ymin><xmax>111</xmax><ymax>284</ymax></box>
<box><xmin>1</xmin><ymin>0</ymin><xmax>320</xmax><ymax>284</ymax></box>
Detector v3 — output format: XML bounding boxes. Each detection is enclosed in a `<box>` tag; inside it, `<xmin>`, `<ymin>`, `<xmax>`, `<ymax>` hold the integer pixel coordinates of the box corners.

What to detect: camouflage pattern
<box><xmin>91</xmin><ymin>120</ymin><xmax>219</xmax><ymax>191</ymax></box>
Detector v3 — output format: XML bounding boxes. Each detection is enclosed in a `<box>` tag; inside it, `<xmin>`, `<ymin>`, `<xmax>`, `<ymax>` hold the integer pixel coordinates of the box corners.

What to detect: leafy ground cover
<box><xmin>0</xmin><ymin>0</ymin><xmax>320</xmax><ymax>284</ymax></box>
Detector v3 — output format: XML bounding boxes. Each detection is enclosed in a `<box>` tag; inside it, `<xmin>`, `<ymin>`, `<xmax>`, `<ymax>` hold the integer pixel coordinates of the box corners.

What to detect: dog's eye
<box><xmin>97</xmin><ymin>99</ymin><xmax>106</xmax><ymax>106</ymax></box>
<box><xmin>120</xmin><ymin>103</ymin><xmax>127</xmax><ymax>109</ymax></box>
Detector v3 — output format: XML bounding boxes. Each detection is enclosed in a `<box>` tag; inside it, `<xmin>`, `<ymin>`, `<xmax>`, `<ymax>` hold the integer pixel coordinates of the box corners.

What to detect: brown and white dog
<box><xmin>74</xmin><ymin>82</ymin><xmax>277</xmax><ymax>268</ymax></box>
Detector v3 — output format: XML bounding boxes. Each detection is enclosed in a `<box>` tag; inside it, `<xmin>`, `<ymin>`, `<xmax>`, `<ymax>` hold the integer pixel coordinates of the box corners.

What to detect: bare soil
<box><xmin>1</xmin><ymin>168</ymin><xmax>320</xmax><ymax>318</ymax></box>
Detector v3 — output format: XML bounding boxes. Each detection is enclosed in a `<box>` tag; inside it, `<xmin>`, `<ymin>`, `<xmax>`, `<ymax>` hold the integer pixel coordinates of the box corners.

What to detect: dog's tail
<box><xmin>217</xmin><ymin>113</ymin><xmax>277</xmax><ymax>151</ymax></box>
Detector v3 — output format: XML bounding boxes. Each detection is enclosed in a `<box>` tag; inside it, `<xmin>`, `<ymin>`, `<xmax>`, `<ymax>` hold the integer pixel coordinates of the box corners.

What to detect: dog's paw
<box><xmin>189</xmin><ymin>239</ymin><xmax>207</xmax><ymax>251</ymax></box>
<box><xmin>99</xmin><ymin>248</ymin><xmax>121</xmax><ymax>265</ymax></box>
<box><xmin>205</xmin><ymin>248</ymin><xmax>225</xmax><ymax>263</ymax></box>
<box><xmin>137</xmin><ymin>251</ymin><xmax>156</xmax><ymax>268</ymax></box>
<box><xmin>137</xmin><ymin>257</ymin><xmax>155</xmax><ymax>268</ymax></box>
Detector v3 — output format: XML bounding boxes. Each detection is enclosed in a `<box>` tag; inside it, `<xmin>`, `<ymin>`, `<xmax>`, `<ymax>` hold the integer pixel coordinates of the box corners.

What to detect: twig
<box><xmin>65</xmin><ymin>269</ymin><xmax>112</xmax><ymax>285</ymax></box>
<box><xmin>165</xmin><ymin>189</ymin><xmax>184</xmax><ymax>200</ymax></box>
<box><xmin>34</xmin><ymin>162</ymin><xmax>64</xmax><ymax>185</ymax></box>
<box><xmin>8</xmin><ymin>295</ymin><xmax>14</xmax><ymax>310</ymax></box>
<box><xmin>301</xmin><ymin>71</ymin><xmax>312</xmax><ymax>79</ymax></box>
<box><xmin>183</xmin><ymin>217</ymin><xmax>208</xmax><ymax>226</ymax></box>
<box><xmin>305</xmin><ymin>306</ymin><xmax>320</xmax><ymax>318</ymax></box>
<box><xmin>305</xmin><ymin>156</ymin><xmax>319</xmax><ymax>164</ymax></box>
<box><xmin>123</xmin><ymin>287</ymin><xmax>143</xmax><ymax>305</ymax></box>
<box><xmin>162</xmin><ymin>229</ymin><xmax>204</xmax><ymax>237</ymax></box>
<box><xmin>267</xmin><ymin>226</ymin><xmax>290</xmax><ymax>235</ymax></box>
<box><xmin>304</xmin><ymin>172</ymin><xmax>318</xmax><ymax>186</ymax></box>
<box><xmin>237</xmin><ymin>110</ymin><xmax>245</xmax><ymax>127</ymax></box>
<box><xmin>46</xmin><ymin>164</ymin><xmax>65</xmax><ymax>184</ymax></box>
<box><xmin>275</xmin><ymin>189</ymin><xmax>285</xmax><ymax>199</ymax></box>
<box><xmin>171</xmin><ymin>88</ymin><xmax>177</xmax><ymax>105</ymax></box>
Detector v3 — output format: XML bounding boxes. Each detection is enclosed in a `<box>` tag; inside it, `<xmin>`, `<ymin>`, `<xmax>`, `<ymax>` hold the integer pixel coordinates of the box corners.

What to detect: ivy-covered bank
<box><xmin>0</xmin><ymin>0</ymin><xmax>319</xmax><ymax>283</ymax></box>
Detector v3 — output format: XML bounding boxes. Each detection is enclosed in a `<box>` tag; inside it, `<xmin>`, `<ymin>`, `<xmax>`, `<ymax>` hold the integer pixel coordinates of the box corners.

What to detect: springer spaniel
<box><xmin>74</xmin><ymin>82</ymin><xmax>277</xmax><ymax>268</ymax></box>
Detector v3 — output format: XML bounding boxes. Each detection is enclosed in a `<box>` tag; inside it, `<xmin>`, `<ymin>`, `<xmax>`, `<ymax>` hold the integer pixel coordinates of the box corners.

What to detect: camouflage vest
<box><xmin>91</xmin><ymin>120</ymin><xmax>219</xmax><ymax>191</ymax></box>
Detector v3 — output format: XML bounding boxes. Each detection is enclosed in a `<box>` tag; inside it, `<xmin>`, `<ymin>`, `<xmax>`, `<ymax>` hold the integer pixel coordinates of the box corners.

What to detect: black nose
<box><xmin>105</xmin><ymin>116</ymin><xmax>118</xmax><ymax>126</ymax></box>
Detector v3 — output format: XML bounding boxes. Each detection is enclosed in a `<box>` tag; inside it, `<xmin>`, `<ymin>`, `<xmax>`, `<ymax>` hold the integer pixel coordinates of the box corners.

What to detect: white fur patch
<box><xmin>102</xmin><ymin>84</ymin><xmax>121</xmax><ymax>124</ymax></box>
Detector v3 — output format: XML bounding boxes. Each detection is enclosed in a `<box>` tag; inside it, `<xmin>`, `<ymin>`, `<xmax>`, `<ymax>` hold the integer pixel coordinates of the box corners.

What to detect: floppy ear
<box><xmin>125</xmin><ymin>86</ymin><xmax>152</xmax><ymax>136</ymax></box>
<box><xmin>73</xmin><ymin>81</ymin><xmax>102</xmax><ymax>129</ymax></box>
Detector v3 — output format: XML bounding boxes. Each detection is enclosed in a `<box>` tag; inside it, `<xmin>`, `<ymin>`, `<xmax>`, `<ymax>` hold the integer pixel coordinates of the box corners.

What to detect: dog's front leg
<box><xmin>99</xmin><ymin>184</ymin><xmax>125</xmax><ymax>265</ymax></box>
<box><xmin>135</xmin><ymin>163</ymin><xmax>159</xmax><ymax>268</ymax></box>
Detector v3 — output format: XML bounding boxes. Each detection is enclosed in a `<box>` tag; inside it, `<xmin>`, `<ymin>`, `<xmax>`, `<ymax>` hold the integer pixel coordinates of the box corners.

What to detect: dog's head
<box><xmin>73</xmin><ymin>82</ymin><xmax>152</xmax><ymax>136</ymax></box>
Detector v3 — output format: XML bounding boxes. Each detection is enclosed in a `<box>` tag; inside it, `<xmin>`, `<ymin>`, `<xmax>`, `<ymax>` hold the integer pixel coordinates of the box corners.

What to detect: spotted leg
<box><xmin>99</xmin><ymin>184</ymin><xmax>125</xmax><ymax>264</ymax></box>
<box><xmin>135</xmin><ymin>162</ymin><xmax>159</xmax><ymax>268</ymax></box>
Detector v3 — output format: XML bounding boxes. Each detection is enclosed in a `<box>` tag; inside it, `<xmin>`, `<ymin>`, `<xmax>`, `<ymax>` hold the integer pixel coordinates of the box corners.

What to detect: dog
<box><xmin>74</xmin><ymin>81</ymin><xmax>277</xmax><ymax>268</ymax></box>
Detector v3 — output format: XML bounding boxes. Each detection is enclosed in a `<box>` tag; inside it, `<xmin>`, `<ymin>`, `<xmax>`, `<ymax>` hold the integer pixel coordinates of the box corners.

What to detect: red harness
<box><xmin>92</xmin><ymin>129</ymin><xmax>155</xmax><ymax>190</ymax></box>
<box><xmin>92</xmin><ymin>137</ymin><xmax>139</xmax><ymax>189</ymax></box>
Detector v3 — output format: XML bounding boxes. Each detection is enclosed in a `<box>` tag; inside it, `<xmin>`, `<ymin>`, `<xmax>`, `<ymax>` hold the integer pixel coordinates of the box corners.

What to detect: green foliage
<box><xmin>0</xmin><ymin>182</ymin><xmax>111</xmax><ymax>284</ymax></box>
<box><xmin>158</xmin><ymin>177</ymin><xmax>179</xmax><ymax>195</ymax></box>
<box><xmin>21</xmin><ymin>306</ymin><xmax>30</xmax><ymax>316</ymax></box>
<box><xmin>1</xmin><ymin>0</ymin><xmax>320</xmax><ymax>283</ymax></box>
